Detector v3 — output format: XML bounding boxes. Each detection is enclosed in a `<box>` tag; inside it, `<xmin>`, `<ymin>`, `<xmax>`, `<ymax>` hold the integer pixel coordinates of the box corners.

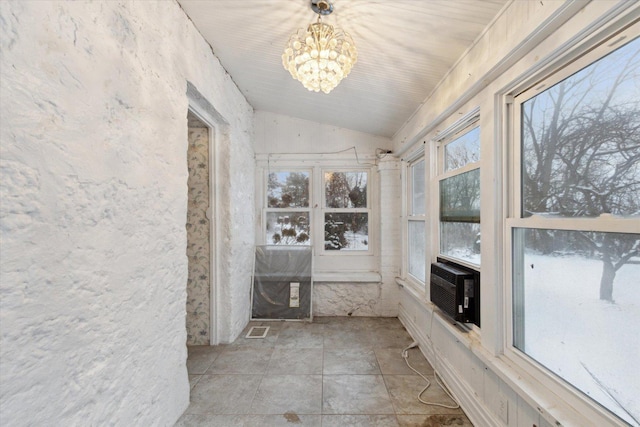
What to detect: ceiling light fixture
<box><xmin>282</xmin><ymin>0</ymin><xmax>357</xmax><ymax>94</ymax></box>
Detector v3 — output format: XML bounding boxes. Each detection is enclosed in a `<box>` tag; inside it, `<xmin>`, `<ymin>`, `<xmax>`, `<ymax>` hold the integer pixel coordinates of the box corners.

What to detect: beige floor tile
<box><xmin>178</xmin><ymin>318</ymin><xmax>475</xmax><ymax>426</ymax></box>
<box><xmin>396</xmin><ymin>414</ymin><xmax>474</xmax><ymax>426</ymax></box>
<box><xmin>322</xmin><ymin>415</ymin><xmax>400</xmax><ymax>426</ymax></box>
<box><xmin>186</xmin><ymin>374</ymin><xmax>262</xmax><ymax>415</ymax></box>
<box><xmin>322</xmin><ymin>375</ymin><xmax>395</xmax><ymax>414</ymax></box>
<box><xmin>207</xmin><ymin>347</ymin><xmax>273</xmax><ymax>374</ymax></box>
<box><xmin>375</xmin><ymin>347</ymin><xmax>434</xmax><ymax>376</ymax></box>
<box><xmin>244</xmin><ymin>414</ymin><xmax>322</xmax><ymax>426</ymax></box>
<box><xmin>371</xmin><ymin>326</ymin><xmax>414</xmax><ymax>348</ymax></box>
<box><xmin>323</xmin><ymin>328</ymin><xmax>376</xmax><ymax>349</ymax></box>
<box><xmin>384</xmin><ymin>375</ymin><xmax>463</xmax><ymax>415</ymax></box>
<box><xmin>249</xmin><ymin>374</ymin><xmax>322</xmax><ymax>415</ymax></box>
<box><xmin>275</xmin><ymin>325</ymin><xmax>324</xmax><ymax>349</ymax></box>
<box><xmin>267</xmin><ymin>348</ymin><xmax>323</xmax><ymax>375</ymax></box>
<box><xmin>188</xmin><ymin>375</ymin><xmax>201</xmax><ymax>390</ymax></box>
<box><xmin>174</xmin><ymin>414</ymin><xmax>245</xmax><ymax>427</ymax></box>
<box><xmin>323</xmin><ymin>348</ymin><xmax>380</xmax><ymax>375</ymax></box>
<box><xmin>186</xmin><ymin>346</ymin><xmax>222</xmax><ymax>374</ymax></box>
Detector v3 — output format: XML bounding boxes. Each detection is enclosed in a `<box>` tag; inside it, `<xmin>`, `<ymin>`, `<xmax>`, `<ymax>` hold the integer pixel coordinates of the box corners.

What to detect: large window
<box><xmin>323</xmin><ymin>171</ymin><xmax>369</xmax><ymax>251</ymax></box>
<box><xmin>263</xmin><ymin>167</ymin><xmax>374</xmax><ymax>258</ymax></box>
<box><xmin>510</xmin><ymin>34</ymin><xmax>639</xmax><ymax>426</ymax></box>
<box><xmin>265</xmin><ymin>171</ymin><xmax>311</xmax><ymax>245</ymax></box>
<box><xmin>438</xmin><ymin>126</ymin><xmax>480</xmax><ymax>265</ymax></box>
<box><xmin>407</xmin><ymin>158</ymin><xmax>426</xmax><ymax>282</ymax></box>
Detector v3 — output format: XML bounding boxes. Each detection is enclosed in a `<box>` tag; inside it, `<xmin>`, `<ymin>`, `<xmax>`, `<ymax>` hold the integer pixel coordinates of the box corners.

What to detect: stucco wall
<box><xmin>0</xmin><ymin>1</ymin><xmax>253</xmax><ymax>425</ymax></box>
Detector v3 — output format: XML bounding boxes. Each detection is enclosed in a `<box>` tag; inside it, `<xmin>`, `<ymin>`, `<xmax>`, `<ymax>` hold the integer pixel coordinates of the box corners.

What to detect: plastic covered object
<box><xmin>251</xmin><ymin>245</ymin><xmax>313</xmax><ymax>320</ymax></box>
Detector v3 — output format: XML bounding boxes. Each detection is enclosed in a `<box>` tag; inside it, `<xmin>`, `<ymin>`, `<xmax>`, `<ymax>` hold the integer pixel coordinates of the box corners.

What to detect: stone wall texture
<box><xmin>0</xmin><ymin>1</ymin><xmax>254</xmax><ymax>425</ymax></box>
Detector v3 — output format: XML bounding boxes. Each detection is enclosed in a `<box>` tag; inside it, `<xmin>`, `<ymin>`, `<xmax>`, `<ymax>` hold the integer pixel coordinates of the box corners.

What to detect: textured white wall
<box><xmin>254</xmin><ymin>110</ymin><xmax>391</xmax><ymax>155</ymax></box>
<box><xmin>0</xmin><ymin>1</ymin><xmax>253</xmax><ymax>425</ymax></box>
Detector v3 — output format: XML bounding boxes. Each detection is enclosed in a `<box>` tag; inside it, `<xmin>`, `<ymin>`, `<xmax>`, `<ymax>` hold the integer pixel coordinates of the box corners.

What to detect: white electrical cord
<box><xmin>401</xmin><ymin>310</ymin><xmax>460</xmax><ymax>409</ymax></box>
<box><xmin>401</xmin><ymin>343</ymin><xmax>460</xmax><ymax>409</ymax></box>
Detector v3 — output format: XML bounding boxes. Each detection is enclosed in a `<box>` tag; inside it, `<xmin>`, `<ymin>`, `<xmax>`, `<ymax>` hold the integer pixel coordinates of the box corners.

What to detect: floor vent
<box><xmin>245</xmin><ymin>326</ymin><xmax>270</xmax><ymax>339</ymax></box>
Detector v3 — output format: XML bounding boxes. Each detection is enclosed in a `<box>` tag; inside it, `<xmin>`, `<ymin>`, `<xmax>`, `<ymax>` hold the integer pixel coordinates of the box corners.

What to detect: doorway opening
<box><xmin>186</xmin><ymin>111</ymin><xmax>213</xmax><ymax>345</ymax></box>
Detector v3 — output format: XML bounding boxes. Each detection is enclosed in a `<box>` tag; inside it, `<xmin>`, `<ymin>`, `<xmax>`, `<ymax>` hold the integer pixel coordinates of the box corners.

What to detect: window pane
<box><xmin>512</xmin><ymin>228</ymin><xmax>640</xmax><ymax>425</ymax></box>
<box><xmin>408</xmin><ymin>220</ymin><xmax>426</xmax><ymax>282</ymax></box>
<box><xmin>440</xmin><ymin>222</ymin><xmax>480</xmax><ymax>264</ymax></box>
<box><xmin>521</xmin><ymin>37</ymin><xmax>640</xmax><ymax>218</ymax></box>
<box><xmin>440</xmin><ymin>169</ymin><xmax>480</xmax><ymax>222</ymax></box>
<box><xmin>266</xmin><ymin>211</ymin><xmax>310</xmax><ymax>245</ymax></box>
<box><xmin>267</xmin><ymin>172</ymin><xmax>309</xmax><ymax>208</ymax></box>
<box><xmin>324</xmin><ymin>213</ymin><xmax>368</xmax><ymax>251</ymax></box>
<box><xmin>325</xmin><ymin>171</ymin><xmax>368</xmax><ymax>208</ymax></box>
<box><xmin>444</xmin><ymin>127</ymin><xmax>480</xmax><ymax>172</ymax></box>
<box><xmin>411</xmin><ymin>160</ymin><xmax>426</xmax><ymax>215</ymax></box>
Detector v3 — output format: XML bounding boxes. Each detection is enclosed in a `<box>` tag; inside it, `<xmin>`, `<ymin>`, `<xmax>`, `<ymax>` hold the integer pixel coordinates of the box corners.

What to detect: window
<box><xmin>407</xmin><ymin>158</ymin><xmax>426</xmax><ymax>282</ymax></box>
<box><xmin>438</xmin><ymin>126</ymin><xmax>480</xmax><ymax>265</ymax></box>
<box><xmin>265</xmin><ymin>171</ymin><xmax>311</xmax><ymax>245</ymax></box>
<box><xmin>323</xmin><ymin>171</ymin><xmax>369</xmax><ymax>251</ymax></box>
<box><xmin>510</xmin><ymin>33</ymin><xmax>639</xmax><ymax>426</ymax></box>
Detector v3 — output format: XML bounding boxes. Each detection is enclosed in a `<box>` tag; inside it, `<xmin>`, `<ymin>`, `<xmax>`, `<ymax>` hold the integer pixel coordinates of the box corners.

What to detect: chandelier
<box><xmin>282</xmin><ymin>0</ymin><xmax>357</xmax><ymax>94</ymax></box>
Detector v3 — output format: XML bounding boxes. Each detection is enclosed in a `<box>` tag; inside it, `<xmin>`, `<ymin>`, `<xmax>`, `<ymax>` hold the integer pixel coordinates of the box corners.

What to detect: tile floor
<box><xmin>176</xmin><ymin>317</ymin><xmax>473</xmax><ymax>427</ymax></box>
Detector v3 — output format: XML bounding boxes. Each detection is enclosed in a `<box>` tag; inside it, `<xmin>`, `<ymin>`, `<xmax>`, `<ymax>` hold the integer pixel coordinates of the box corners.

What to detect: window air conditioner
<box><xmin>430</xmin><ymin>260</ymin><xmax>479</xmax><ymax>326</ymax></box>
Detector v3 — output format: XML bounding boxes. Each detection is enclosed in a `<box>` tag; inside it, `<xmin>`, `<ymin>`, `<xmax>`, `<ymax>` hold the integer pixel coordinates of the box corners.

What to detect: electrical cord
<box><xmin>401</xmin><ymin>343</ymin><xmax>460</xmax><ymax>409</ymax></box>
<box><xmin>401</xmin><ymin>309</ymin><xmax>460</xmax><ymax>409</ymax></box>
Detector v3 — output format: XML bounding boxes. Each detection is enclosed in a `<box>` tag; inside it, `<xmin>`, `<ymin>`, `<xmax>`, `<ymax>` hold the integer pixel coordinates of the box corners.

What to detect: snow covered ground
<box><xmin>340</xmin><ymin>231</ymin><xmax>368</xmax><ymax>251</ymax></box>
<box><xmin>522</xmin><ymin>253</ymin><xmax>639</xmax><ymax>426</ymax></box>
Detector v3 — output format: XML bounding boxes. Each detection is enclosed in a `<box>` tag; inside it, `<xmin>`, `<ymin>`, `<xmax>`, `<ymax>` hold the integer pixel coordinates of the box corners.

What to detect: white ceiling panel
<box><xmin>177</xmin><ymin>0</ymin><xmax>509</xmax><ymax>137</ymax></box>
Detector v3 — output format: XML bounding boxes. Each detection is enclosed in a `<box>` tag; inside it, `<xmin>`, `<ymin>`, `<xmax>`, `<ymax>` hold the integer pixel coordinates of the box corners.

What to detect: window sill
<box><xmin>395</xmin><ymin>277</ymin><xmax>427</xmax><ymax>302</ymax></box>
<box><xmin>314</xmin><ymin>271</ymin><xmax>381</xmax><ymax>283</ymax></box>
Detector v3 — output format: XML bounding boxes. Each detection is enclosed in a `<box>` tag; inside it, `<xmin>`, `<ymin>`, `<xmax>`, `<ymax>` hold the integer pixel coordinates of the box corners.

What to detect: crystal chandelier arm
<box><xmin>282</xmin><ymin>0</ymin><xmax>356</xmax><ymax>94</ymax></box>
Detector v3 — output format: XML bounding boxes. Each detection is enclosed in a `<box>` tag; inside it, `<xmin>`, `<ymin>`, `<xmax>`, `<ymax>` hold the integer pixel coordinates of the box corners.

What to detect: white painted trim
<box><xmin>395</xmin><ymin>277</ymin><xmax>427</xmax><ymax>303</ymax></box>
<box><xmin>187</xmin><ymin>82</ymin><xmax>230</xmax><ymax>346</ymax></box>
<box><xmin>435</xmin><ymin>347</ymin><xmax>504</xmax><ymax>427</ymax></box>
<box><xmin>314</xmin><ymin>271</ymin><xmax>381</xmax><ymax>283</ymax></box>
<box><xmin>256</xmin><ymin>151</ymin><xmax>378</xmax><ymax>163</ymax></box>
<box><xmin>433</xmin><ymin>107</ymin><xmax>481</xmax><ymax>143</ymax></box>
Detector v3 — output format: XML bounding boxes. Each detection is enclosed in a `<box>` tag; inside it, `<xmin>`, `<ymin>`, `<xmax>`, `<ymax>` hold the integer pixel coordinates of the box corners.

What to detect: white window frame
<box><xmin>405</xmin><ymin>151</ymin><xmax>427</xmax><ymax>285</ymax></box>
<box><xmin>503</xmin><ymin>24</ymin><xmax>640</xmax><ymax>427</ymax></box>
<box><xmin>263</xmin><ymin>168</ymin><xmax>313</xmax><ymax>246</ymax></box>
<box><xmin>433</xmin><ymin>108</ymin><xmax>481</xmax><ymax>270</ymax></box>
<box><xmin>321</xmin><ymin>168</ymin><xmax>373</xmax><ymax>255</ymax></box>
<box><xmin>256</xmin><ymin>156</ymin><xmax>379</xmax><ymax>277</ymax></box>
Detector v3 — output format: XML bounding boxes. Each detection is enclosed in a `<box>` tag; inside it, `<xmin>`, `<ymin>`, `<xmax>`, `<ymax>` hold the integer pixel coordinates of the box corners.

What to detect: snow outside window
<box><xmin>438</xmin><ymin>126</ymin><xmax>480</xmax><ymax>265</ymax></box>
<box><xmin>265</xmin><ymin>171</ymin><xmax>311</xmax><ymax>245</ymax></box>
<box><xmin>510</xmin><ymin>34</ymin><xmax>640</xmax><ymax>426</ymax></box>
<box><xmin>407</xmin><ymin>158</ymin><xmax>426</xmax><ymax>282</ymax></box>
<box><xmin>323</xmin><ymin>171</ymin><xmax>369</xmax><ymax>251</ymax></box>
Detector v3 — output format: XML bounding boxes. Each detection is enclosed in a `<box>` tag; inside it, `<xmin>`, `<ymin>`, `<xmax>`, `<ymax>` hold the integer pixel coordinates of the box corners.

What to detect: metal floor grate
<box><xmin>245</xmin><ymin>326</ymin><xmax>270</xmax><ymax>339</ymax></box>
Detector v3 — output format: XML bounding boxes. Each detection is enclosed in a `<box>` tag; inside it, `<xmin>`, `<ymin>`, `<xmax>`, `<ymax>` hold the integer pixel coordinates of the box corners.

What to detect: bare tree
<box><xmin>521</xmin><ymin>39</ymin><xmax>640</xmax><ymax>301</ymax></box>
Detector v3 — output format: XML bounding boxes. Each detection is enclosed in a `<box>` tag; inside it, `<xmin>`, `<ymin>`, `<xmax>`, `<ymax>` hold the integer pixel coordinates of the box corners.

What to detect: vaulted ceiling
<box><xmin>177</xmin><ymin>0</ymin><xmax>509</xmax><ymax>137</ymax></box>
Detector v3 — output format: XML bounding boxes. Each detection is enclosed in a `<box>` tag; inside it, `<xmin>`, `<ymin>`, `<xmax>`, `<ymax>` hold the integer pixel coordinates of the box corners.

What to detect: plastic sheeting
<box><xmin>251</xmin><ymin>245</ymin><xmax>313</xmax><ymax>320</ymax></box>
